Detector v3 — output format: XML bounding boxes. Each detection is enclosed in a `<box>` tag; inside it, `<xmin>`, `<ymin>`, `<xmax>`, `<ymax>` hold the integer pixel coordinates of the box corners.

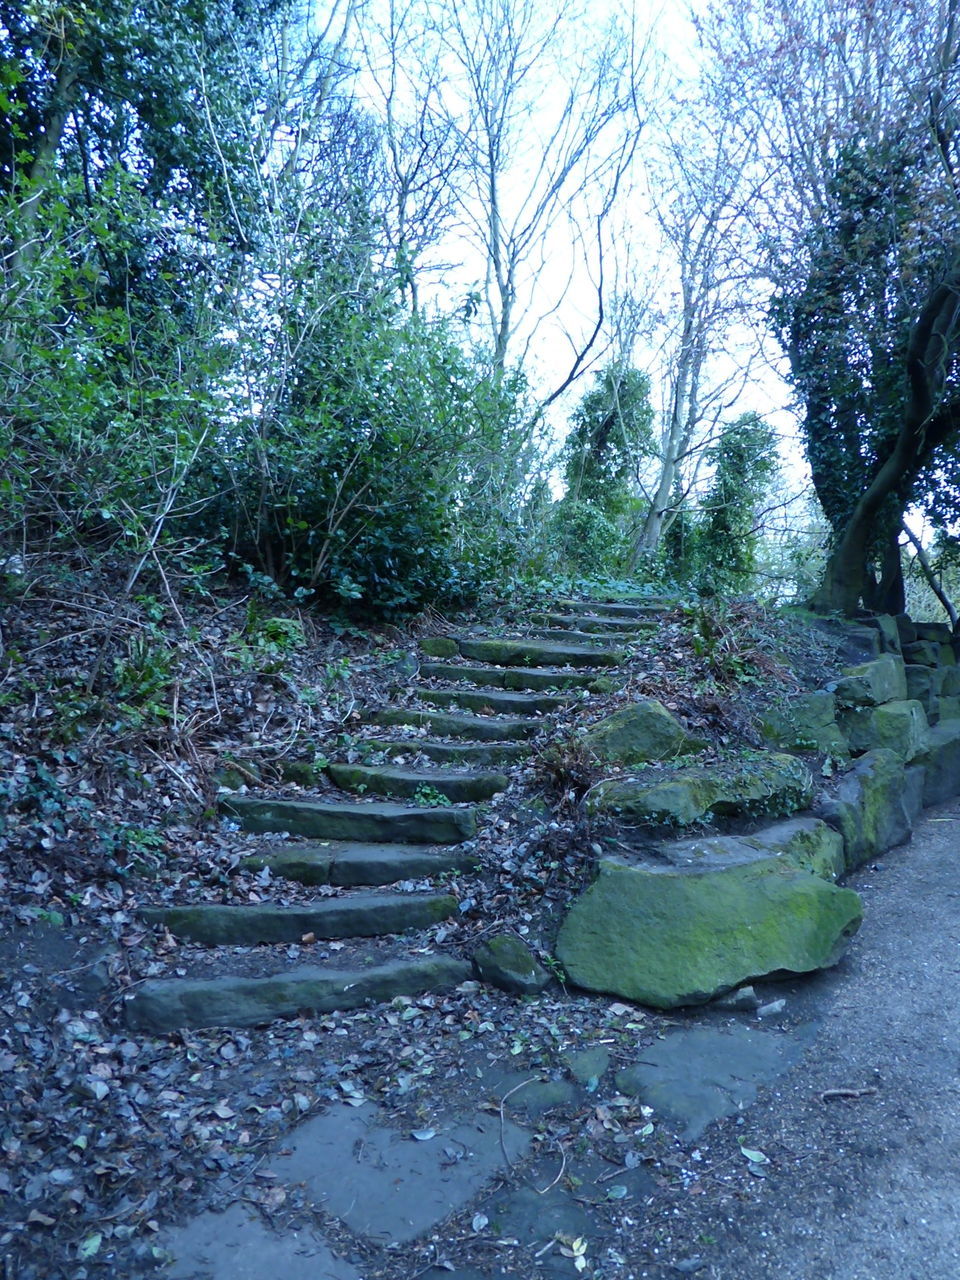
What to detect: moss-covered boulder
<box><xmin>838</xmin><ymin>699</ymin><xmax>929</xmax><ymax>761</ymax></box>
<box><xmin>472</xmin><ymin>934</ymin><xmax>551</xmax><ymax>994</ymax></box>
<box><xmin>814</xmin><ymin>748</ymin><xmax>917</xmax><ymax>871</ymax></box>
<box><xmin>583</xmin><ymin>700</ymin><xmax>704</xmax><ymax>765</ymax></box>
<box><xmin>834</xmin><ymin>654</ymin><xmax>907</xmax><ymax>707</ymax></box>
<box><xmin>555</xmin><ymin>857</ymin><xmax>862</xmax><ymax>1009</ymax></box>
<box><xmin>586</xmin><ymin>754</ymin><xmax>813</xmax><ymax>828</ymax></box>
<box><xmin>759</xmin><ymin>690</ymin><xmax>847</xmax><ymax>755</ymax></box>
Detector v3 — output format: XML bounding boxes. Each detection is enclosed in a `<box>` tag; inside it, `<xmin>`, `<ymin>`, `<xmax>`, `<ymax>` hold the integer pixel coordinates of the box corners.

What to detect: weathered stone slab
<box><xmin>327</xmin><ymin>762</ymin><xmax>508</xmax><ymax>803</ymax></box>
<box><xmin>856</xmin><ymin>613</ymin><xmax>901</xmax><ymax>655</ymax></box>
<box><xmin>654</xmin><ymin>817</ymin><xmax>845</xmax><ymax>880</ymax></box>
<box><xmin>532</xmin><ymin>612</ymin><xmax>653</xmax><ymax>634</ymax></box>
<box><xmin>221</xmin><ymin>796</ymin><xmax>476</xmax><ymax>844</ymax></box>
<box><xmin>941</xmin><ymin>667</ymin><xmax>960</xmax><ymax>697</ymax></box>
<box><xmin>159</xmin><ymin>1202</ymin><xmax>361</xmax><ymax>1280</ymax></box>
<box><xmin>583</xmin><ymin>700</ymin><xmax>704</xmax><ymax>765</ymax></box>
<box><xmin>420</xmin><ymin>662</ymin><xmax>597</xmax><ymax>691</ymax></box>
<box><xmin>457</xmin><ymin>637</ymin><xmax>622</xmax><ymax>668</ymax></box>
<box><xmin>811</xmin><ymin>617</ymin><xmax>881</xmax><ymax>664</ymax></box>
<box><xmin>914</xmin><ymin>621</ymin><xmax>953</xmax><ymax>643</ymax></box>
<box><xmin>917</xmin><ymin>720</ymin><xmax>960</xmax><ymax>806</ymax></box>
<box><xmin>759</xmin><ymin>690</ymin><xmax>847</xmax><ymax>754</ymax></box>
<box><xmin>124</xmin><ymin>956</ymin><xmax>472</xmax><ymax>1031</ymax></box>
<box><xmin>587</xmin><ymin>753</ymin><xmax>814</xmax><ymax>827</ymax></box>
<box><xmin>902</xmin><ymin>640</ymin><xmax>941</xmax><ymax>666</ymax></box>
<box><xmin>838</xmin><ymin>699</ymin><xmax>929</xmax><ymax>761</ymax></box>
<box><xmin>142</xmin><ymin>893</ymin><xmax>457</xmax><ymax>945</ymax></box>
<box><xmin>937</xmin><ymin>695</ymin><xmax>960</xmax><ymax>721</ymax></box>
<box><xmin>905</xmin><ymin>664</ymin><xmax>942</xmax><ymax>713</ymax></box>
<box><xmin>241</xmin><ymin>841</ymin><xmax>476</xmax><ymax>886</ymax></box>
<box><xmin>556</xmin><ymin>598</ymin><xmax>671</xmax><ymax>618</ymax></box>
<box><xmin>835</xmin><ymin>654</ymin><xmax>907</xmax><ymax>706</ymax></box>
<box><xmin>366</xmin><ymin>738</ymin><xmax>531</xmax><ymax>766</ymax></box>
<box><xmin>555</xmin><ymin>857</ymin><xmax>862</xmax><ymax>1009</ymax></box>
<box><xmin>422</xmin><ymin>686</ymin><xmax>574</xmax><ymax>715</ymax></box>
<box><xmin>814</xmin><ymin>748</ymin><xmax>916</xmax><ymax>871</ymax></box>
<box><xmin>472</xmin><ymin>933</ymin><xmax>551</xmax><ymax>994</ymax></box>
<box><xmin>372</xmin><ymin>706</ymin><xmax>541</xmax><ymax>741</ymax></box>
<box><xmin>270</xmin><ymin>1102</ymin><xmax>529</xmax><ymax>1246</ymax></box>
<box><xmin>614</xmin><ymin>1026</ymin><xmax>814</xmax><ymax>1141</ymax></box>
<box><xmin>419</xmin><ymin>636</ymin><xmax>459</xmax><ymax>658</ymax></box>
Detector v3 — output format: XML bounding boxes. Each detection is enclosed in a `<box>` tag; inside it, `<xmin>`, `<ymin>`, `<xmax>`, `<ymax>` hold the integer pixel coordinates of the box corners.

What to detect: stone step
<box><xmin>372</xmin><ymin>706</ymin><xmax>542</xmax><ymax>741</ymax></box>
<box><xmin>328</xmin><ymin>762</ymin><xmax>508</xmax><ymax>802</ymax></box>
<box><xmin>142</xmin><ymin>892</ymin><xmax>456</xmax><ymax>946</ymax></box>
<box><xmin>528</xmin><ymin>627</ymin><xmax>636</xmax><ymax>647</ymax></box>
<box><xmin>531</xmin><ymin>612</ymin><xmax>654</xmax><ymax>634</ymax></box>
<box><xmin>420</xmin><ymin>662</ymin><xmax>599</xmax><ymax>691</ymax></box>
<box><xmin>457</xmin><ymin>637</ymin><xmax>622</xmax><ymax>668</ymax></box>
<box><xmin>241</xmin><ymin>840</ymin><xmax>477</xmax><ymax>886</ymax></box>
<box><xmin>555</xmin><ymin>598</ymin><xmax>669</xmax><ymax>618</ymax></box>
<box><xmin>124</xmin><ymin>956</ymin><xmax>473</xmax><ymax>1032</ymax></box>
<box><xmin>221</xmin><ymin>795</ymin><xmax>476</xmax><ymax>844</ymax></box>
<box><xmin>365</xmin><ymin>738</ymin><xmax>532</xmax><ymax>766</ymax></box>
<box><xmin>417</xmin><ymin>686</ymin><xmax>575</xmax><ymax>716</ymax></box>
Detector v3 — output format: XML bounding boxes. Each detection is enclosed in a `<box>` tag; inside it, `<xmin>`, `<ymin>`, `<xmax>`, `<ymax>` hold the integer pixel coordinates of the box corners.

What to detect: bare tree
<box><xmin>628</xmin><ymin>94</ymin><xmax>764</xmax><ymax>560</ymax></box>
<box><xmin>698</xmin><ymin>0</ymin><xmax>960</xmax><ymax>615</ymax></box>
<box><xmin>426</xmin><ymin>0</ymin><xmax>649</xmax><ymax>388</ymax></box>
<box><xmin>353</xmin><ymin>0</ymin><xmax>466</xmax><ymax>309</ymax></box>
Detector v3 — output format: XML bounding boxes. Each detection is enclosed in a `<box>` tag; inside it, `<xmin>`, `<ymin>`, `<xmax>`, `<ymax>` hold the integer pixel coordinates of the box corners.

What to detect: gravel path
<box><xmin>641</xmin><ymin>797</ymin><xmax>960</xmax><ymax>1280</ymax></box>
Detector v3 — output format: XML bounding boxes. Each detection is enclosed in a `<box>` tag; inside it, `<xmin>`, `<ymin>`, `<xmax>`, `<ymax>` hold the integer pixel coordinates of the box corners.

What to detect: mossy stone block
<box><xmin>584</xmin><ymin>699</ymin><xmax>705</xmax><ymax>765</ymax></box>
<box><xmin>472</xmin><ymin>933</ymin><xmax>551</xmax><ymax>994</ymax></box>
<box><xmin>759</xmin><ymin>690</ymin><xmax>846</xmax><ymax>754</ymax></box>
<box><xmin>838</xmin><ymin>699</ymin><xmax>929</xmax><ymax>761</ymax></box>
<box><xmin>586</xmin><ymin>754</ymin><xmax>813</xmax><ymax>828</ymax></box>
<box><xmin>420</xmin><ymin>636</ymin><xmax>460</xmax><ymax>658</ymax></box>
<box><xmin>555</xmin><ymin>858</ymin><xmax>862</xmax><ymax>1009</ymax></box>
<box><xmin>835</xmin><ymin>654</ymin><xmax>907</xmax><ymax>707</ymax></box>
<box><xmin>814</xmin><ymin>748</ymin><xmax>915</xmax><ymax>871</ymax></box>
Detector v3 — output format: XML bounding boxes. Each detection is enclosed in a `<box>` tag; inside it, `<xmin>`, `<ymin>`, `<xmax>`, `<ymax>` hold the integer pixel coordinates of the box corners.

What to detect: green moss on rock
<box><xmin>584</xmin><ymin>700</ymin><xmax>705</xmax><ymax>765</ymax></box>
<box><xmin>587</xmin><ymin>753</ymin><xmax>814</xmax><ymax>828</ymax></box>
<box><xmin>555</xmin><ymin>858</ymin><xmax>862</xmax><ymax>1009</ymax></box>
<box><xmin>838</xmin><ymin>699</ymin><xmax>929</xmax><ymax>761</ymax></box>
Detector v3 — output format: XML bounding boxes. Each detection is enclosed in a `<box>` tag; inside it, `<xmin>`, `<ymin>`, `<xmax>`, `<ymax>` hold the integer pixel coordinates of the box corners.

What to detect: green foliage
<box><xmin>562</xmin><ymin>364</ymin><xmax>654</xmax><ymax>514</ymax></box>
<box><xmin>695</xmin><ymin>414</ymin><xmax>779</xmax><ymax>592</ymax></box>
<box><xmin>544</xmin><ymin>364</ymin><xmax>655</xmax><ymax>579</ymax></box>
<box><xmin>412</xmin><ymin>784</ymin><xmax>449</xmax><ymax>808</ymax></box>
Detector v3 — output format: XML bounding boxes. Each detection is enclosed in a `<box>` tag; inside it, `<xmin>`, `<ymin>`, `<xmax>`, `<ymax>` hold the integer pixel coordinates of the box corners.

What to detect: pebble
<box><xmin>714</xmin><ymin>986</ymin><xmax>760</xmax><ymax>1011</ymax></box>
<box><xmin>756</xmin><ymin>999</ymin><xmax>787</xmax><ymax>1018</ymax></box>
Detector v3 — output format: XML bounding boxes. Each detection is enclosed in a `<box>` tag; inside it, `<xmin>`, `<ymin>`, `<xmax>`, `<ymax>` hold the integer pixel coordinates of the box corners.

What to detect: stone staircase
<box><xmin>124</xmin><ymin>598</ymin><xmax>661</xmax><ymax>1033</ymax></box>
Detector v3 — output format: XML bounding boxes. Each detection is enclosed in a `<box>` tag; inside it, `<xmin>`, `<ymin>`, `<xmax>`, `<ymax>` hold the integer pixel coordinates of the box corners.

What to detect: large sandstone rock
<box><xmin>759</xmin><ymin>690</ymin><xmax>847</xmax><ymax>755</ymax></box>
<box><xmin>835</xmin><ymin>654</ymin><xmax>907</xmax><ymax>707</ymax></box>
<box><xmin>555</xmin><ymin>856</ymin><xmax>862</xmax><ymax>1009</ymax></box>
<box><xmin>586</xmin><ymin>753</ymin><xmax>813</xmax><ymax>827</ymax></box>
<box><xmin>583</xmin><ymin>700</ymin><xmax>704</xmax><ymax>765</ymax></box>
<box><xmin>838</xmin><ymin>699</ymin><xmax>929</xmax><ymax>761</ymax></box>
<box><xmin>814</xmin><ymin>748</ymin><xmax>920</xmax><ymax>870</ymax></box>
<box><xmin>918</xmin><ymin>720</ymin><xmax>960</xmax><ymax>806</ymax></box>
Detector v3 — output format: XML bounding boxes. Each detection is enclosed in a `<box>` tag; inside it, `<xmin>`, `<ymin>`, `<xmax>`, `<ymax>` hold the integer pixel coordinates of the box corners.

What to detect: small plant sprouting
<box><xmin>413</xmin><ymin>783</ymin><xmax>448</xmax><ymax>807</ymax></box>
